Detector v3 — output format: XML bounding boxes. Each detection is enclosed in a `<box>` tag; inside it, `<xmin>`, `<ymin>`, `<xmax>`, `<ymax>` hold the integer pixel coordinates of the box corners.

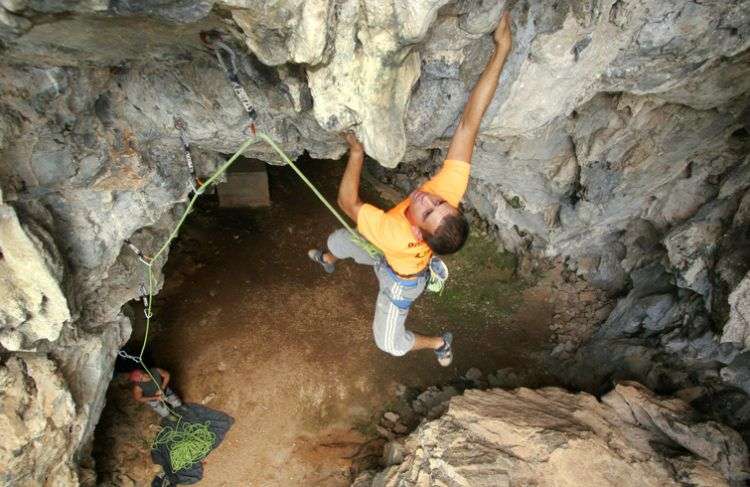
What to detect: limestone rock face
<box><xmin>306</xmin><ymin>0</ymin><xmax>450</xmax><ymax>166</ymax></box>
<box><xmin>1</xmin><ymin>356</ymin><xmax>79</xmax><ymax>486</ymax></box>
<box><xmin>722</xmin><ymin>272</ymin><xmax>750</xmax><ymax>348</ymax></box>
<box><xmin>0</xmin><ymin>0</ymin><xmax>749</xmax><ymax>484</ymax></box>
<box><xmin>354</xmin><ymin>383</ymin><xmax>748</xmax><ymax>487</ymax></box>
<box><xmin>0</xmin><ymin>192</ymin><xmax>70</xmax><ymax>351</ymax></box>
<box><xmin>230</xmin><ymin>0</ymin><xmax>331</xmax><ymax>66</ymax></box>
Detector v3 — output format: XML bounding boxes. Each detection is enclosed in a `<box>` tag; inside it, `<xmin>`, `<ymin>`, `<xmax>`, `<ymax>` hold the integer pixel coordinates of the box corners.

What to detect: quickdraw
<box><xmin>138</xmin><ymin>283</ymin><xmax>152</xmax><ymax>319</ymax></box>
<box><xmin>173</xmin><ymin>117</ymin><xmax>204</xmax><ymax>191</ymax></box>
<box><xmin>118</xmin><ymin>349</ymin><xmax>141</xmax><ymax>363</ymax></box>
<box><xmin>124</xmin><ymin>239</ymin><xmax>150</xmax><ymax>265</ymax></box>
<box><xmin>201</xmin><ymin>30</ymin><xmax>257</xmax><ymax>125</ymax></box>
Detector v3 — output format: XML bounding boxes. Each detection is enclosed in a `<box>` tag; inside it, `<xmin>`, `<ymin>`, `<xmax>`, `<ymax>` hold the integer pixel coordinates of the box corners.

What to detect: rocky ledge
<box><xmin>354</xmin><ymin>382</ymin><xmax>748</xmax><ymax>487</ymax></box>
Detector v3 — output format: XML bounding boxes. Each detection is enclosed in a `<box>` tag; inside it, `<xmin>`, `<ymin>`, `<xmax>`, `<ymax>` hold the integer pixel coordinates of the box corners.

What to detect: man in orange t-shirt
<box><xmin>309</xmin><ymin>12</ymin><xmax>513</xmax><ymax>366</ymax></box>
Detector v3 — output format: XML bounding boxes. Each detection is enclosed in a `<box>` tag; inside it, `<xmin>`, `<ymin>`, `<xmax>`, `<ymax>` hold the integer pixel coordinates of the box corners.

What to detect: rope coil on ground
<box><xmin>152</xmin><ymin>421</ymin><xmax>217</xmax><ymax>472</ymax></box>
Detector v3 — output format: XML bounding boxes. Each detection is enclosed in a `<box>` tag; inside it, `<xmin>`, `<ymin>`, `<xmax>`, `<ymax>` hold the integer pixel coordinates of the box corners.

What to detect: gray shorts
<box><xmin>327</xmin><ymin>229</ymin><xmax>427</xmax><ymax>356</ymax></box>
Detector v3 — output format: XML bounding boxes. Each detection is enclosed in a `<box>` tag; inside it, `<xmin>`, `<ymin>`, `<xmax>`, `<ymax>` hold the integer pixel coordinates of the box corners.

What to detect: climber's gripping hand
<box><xmin>494</xmin><ymin>11</ymin><xmax>512</xmax><ymax>54</ymax></box>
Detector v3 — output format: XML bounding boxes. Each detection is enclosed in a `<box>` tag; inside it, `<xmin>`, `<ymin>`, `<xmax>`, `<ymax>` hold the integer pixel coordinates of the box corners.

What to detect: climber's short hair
<box><xmin>424</xmin><ymin>210</ymin><xmax>469</xmax><ymax>255</ymax></box>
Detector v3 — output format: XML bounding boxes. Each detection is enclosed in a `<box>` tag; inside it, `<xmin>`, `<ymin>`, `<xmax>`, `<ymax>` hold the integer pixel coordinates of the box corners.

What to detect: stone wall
<box><xmin>0</xmin><ymin>0</ymin><xmax>749</xmax><ymax>484</ymax></box>
<box><xmin>353</xmin><ymin>383</ymin><xmax>749</xmax><ymax>486</ymax></box>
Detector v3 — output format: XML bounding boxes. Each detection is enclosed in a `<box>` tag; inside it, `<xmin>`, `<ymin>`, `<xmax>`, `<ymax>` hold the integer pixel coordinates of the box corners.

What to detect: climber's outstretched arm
<box><xmin>446</xmin><ymin>11</ymin><xmax>512</xmax><ymax>164</ymax></box>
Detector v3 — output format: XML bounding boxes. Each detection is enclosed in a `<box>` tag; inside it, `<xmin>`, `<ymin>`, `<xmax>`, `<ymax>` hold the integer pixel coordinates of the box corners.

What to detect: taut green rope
<box><xmin>129</xmin><ymin>131</ymin><xmax>381</xmax><ymax>471</ymax></box>
<box><xmin>257</xmin><ymin>133</ymin><xmax>381</xmax><ymax>259</ymax></box>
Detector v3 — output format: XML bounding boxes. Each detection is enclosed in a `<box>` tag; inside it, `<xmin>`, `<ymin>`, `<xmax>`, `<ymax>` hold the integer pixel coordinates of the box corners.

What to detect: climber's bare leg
<box><xmin>411</xmin><ymin>333</ymin><xmax>445</xmax><ymax>351</ymax></box>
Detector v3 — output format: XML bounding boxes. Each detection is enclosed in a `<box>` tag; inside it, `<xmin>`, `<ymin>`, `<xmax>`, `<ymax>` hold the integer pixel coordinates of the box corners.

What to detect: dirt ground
<box><xmin>94</xmin><ymin>159</ymin><xmax>559</xmax><ymax>486</ymax></box>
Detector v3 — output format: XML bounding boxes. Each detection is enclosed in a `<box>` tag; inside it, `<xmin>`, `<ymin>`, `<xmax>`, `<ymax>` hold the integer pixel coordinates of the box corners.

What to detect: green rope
<box><xmin>128</xmin><ymin>131</ymin><xmax>383</xmax><ymax>471</ymax></box>
<box><xmin>138</xmin><ymin>135</ymin><xmax>258</xmax><ymax>361</ymax></box>
<box><xmin>126</xmin><ymin>136</ymin><xmax>261</xmax><ymax>472</ymax></box>
<box><xmin>152</xmin><ymin>421</ymin><xmax>216</xmax><ymax>471</ymax></box>
<box><xmin>257</xmin><ymin>133</ymin><xmax>382</xmax><ymax>259</ymax></box>
<box><xmin>137</xmin><ymin>132</ymin><xmax>379</xmax><ymax>364</ymax></box>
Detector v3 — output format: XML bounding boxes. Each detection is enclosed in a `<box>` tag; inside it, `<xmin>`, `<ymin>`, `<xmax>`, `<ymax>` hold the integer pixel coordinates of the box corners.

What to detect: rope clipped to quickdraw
<box><xmin>121</xmin><ymin>135</ymin><xmax>258</xmax><ymax>471</ymax></box>
<box><xmin>202</xmin><ymin>31</ymin><xmax>381</xmax><ymax>259</ymax></box>
<box><xmin>118</xmin><ymin>30</ymin><xmax>390</xmax><ymax>476</ymax></box>
<box><xmin>123</xmin><ymin>134</ymin><xmax>257</xmax><ymax>398</ymax></box>
<box><xmin>152</xmin><ymin>422</ymin><xmax>216</xmax><ymax>472</ymax></box>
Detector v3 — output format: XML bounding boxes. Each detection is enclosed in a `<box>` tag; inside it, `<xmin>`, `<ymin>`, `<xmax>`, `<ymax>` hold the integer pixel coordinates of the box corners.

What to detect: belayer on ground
<box><xmin>308</xmin><ymin>11</ymin><xmax>514</xmax><ymax>366</ymax></box>
<box><xmin>129</xmin><ymin>367</ymin><xmax>183</xmax><ymax>420</ymax></box>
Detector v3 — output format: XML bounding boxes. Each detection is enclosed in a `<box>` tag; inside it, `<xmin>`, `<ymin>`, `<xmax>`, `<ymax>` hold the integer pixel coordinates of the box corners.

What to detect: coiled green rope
<box><xmin>152</xmin><ymin>421</ymin><xmax>217</xmax><ymax>472</ymax></box>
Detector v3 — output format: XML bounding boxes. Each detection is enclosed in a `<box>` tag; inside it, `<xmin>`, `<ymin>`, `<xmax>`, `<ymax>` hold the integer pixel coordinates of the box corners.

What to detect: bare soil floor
<box><xmin>94</xmin><ymin>159</ymin><xmax>559</xmax><ymax>486</ymax></box>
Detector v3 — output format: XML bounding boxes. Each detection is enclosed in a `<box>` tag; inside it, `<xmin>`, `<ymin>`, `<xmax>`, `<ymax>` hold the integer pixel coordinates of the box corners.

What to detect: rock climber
<box><xmin>308</xmin><ymin>12</ymin><xmax>513</xmax><ymax>366</ymax></box>
<box><xmin>129</xmin><ymin>367</ymin><xmax>183</xmax><ymax>419</ymax></box>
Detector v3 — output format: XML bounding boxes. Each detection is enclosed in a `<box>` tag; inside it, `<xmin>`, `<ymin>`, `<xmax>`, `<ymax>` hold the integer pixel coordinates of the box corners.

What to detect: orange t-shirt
<box><xmin>357</xmin><ymin>159</ymin><xmax>470</xmax><ymax>275</ymax></box>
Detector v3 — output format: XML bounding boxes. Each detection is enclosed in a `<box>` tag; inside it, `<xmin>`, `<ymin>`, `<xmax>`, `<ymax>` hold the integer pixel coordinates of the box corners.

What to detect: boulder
<box><xmin>355</xmin><ymin>383</ymin><xmax>748</xmax><ymax>486</ymax></box>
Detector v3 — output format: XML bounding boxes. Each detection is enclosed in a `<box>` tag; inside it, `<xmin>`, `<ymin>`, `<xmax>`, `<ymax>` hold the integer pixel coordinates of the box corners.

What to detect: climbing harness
<box><xmin>153</xmin><ymin>421</ymin><xmax>216</xmax><ymax>472</ymax></box>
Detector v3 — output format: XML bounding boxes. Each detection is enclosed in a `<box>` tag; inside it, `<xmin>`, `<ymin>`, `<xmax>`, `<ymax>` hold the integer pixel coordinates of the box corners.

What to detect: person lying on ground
<box><xmin>308</xmin><ymin>10</ymin><xmax>513</xmax><ymax>366</ymax></box>
<box><xmin>130</xmin><ymin>367</ymin><xmax>183</xmax><ymax>419</ymax></box>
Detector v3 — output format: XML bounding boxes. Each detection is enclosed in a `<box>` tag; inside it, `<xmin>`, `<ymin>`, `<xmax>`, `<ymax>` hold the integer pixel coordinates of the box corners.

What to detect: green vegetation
<box><xmin>424</xmin><ymin>231</ymin><xmax>527</xmax><ymax>325</ymax></box>
<box><xmin>507</xmin><ymin>195</ymin><xmax>523</xmax><ymax>209</ymax></box>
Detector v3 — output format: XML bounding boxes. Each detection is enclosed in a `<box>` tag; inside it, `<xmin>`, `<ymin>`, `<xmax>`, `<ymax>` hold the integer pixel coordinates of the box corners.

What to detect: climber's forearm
<box><xmin>460</xmin><ymin>47</ymin><xmax>509</xmax><ymax>132</ymax></box>
<box><xmin>446</xmin><ymin>48</ymin><xmax>509</xmax><ymax>163</ymax></box>
<box><xmin>337</xmin><ymin>147</ymin><xmax>365</xmax><ymax>221</ymax></box>
<box><xmin>447</xmin><ymin>12</ymin><xmax>512</xmax><ymax>164</ymax></box>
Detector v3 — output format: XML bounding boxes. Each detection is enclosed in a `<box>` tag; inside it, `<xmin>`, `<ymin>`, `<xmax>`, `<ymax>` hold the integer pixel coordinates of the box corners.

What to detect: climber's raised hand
<box><xmin>344</xmin><ymin>132</ymin><xmax>364</xmax><ymax>154</ymax></box>
<box><xmin>494</xmin><ymin>11</ymin><xmax>512</xmax><ymax>53</ymax></box>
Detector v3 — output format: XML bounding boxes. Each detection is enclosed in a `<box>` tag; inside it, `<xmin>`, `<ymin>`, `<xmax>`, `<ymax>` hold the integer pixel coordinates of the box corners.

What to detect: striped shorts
<box><xmin>327</xmin><ymin>229</ymin><xmax>427</xmax><ymax>356</ymax></box>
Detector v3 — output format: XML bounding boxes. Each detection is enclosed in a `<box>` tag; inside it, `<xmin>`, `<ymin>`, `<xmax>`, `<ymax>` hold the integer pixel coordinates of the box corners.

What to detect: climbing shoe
<box><xmin>435</xmin><ymin>332</ymin><xmax>453</xmax><ymax>367</ymax></box>
<box><xmin>308</xmin><ymin>249</ymin><xmax>335</xmax><ymax>274</ymax></box>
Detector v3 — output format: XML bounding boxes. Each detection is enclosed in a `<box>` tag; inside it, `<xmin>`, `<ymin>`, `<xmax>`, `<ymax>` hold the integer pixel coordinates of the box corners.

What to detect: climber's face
<box><xmin>129</xmin><ymin>370</ymin><xmax>145</xmax><ymax>382</ymax></box>
<box><xmin>406</xmin><ymin>189</ymin><xmax>457</xmax><ymax>234</ymax></box>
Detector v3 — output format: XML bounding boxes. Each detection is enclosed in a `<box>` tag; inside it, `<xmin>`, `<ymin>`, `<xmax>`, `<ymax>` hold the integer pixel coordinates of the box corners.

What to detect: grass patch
<box><xmin>358</xmin><ymin>173</ymin><xmax>532</xmax><ymax>329</ymax></box>
<box><xmin>424</xmin><ymin>231</ymin><xmax>527</xmax><ymax>326</ymax></box>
